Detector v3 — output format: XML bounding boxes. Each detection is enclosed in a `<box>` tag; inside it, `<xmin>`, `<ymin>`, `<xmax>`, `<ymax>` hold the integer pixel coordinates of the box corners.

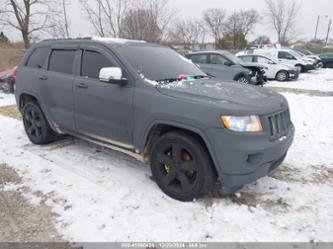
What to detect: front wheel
<box><xmin>276</xmin><ymin>70</ymin><xmax>289</xmax><ymax>81</ymax></box>
<box><xmin>23</xmin><ymin>101</ymin><xmax>58</xmax><ymax>145</ymax></box>
<box><xmin>151</xmin><ymin>132</ymin><xmax>217</xmax><ymax>202</ymax></box>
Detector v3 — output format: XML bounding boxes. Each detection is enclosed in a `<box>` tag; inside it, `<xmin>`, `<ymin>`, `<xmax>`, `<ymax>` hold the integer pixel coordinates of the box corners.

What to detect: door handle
<box><xmin>76</xmin><ymin>83</ymin><xmax>88</xmax><ymax>89</ymax></box>
<box><xmin>39</xmin><ymin>75</ymin><xmax>48</xmax><ymax>80</ymax></box>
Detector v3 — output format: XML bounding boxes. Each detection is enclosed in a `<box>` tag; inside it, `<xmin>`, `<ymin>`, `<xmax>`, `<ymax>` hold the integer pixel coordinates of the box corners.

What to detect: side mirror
<box><xmin>224</xmin><ymin>61</ymin><xmax>233</xmax><ymax>66</ymax></box>
<box><xmin>99</xmin><ymin>67</ymin><xmax>128</xmax><ymax>86</ymax></box>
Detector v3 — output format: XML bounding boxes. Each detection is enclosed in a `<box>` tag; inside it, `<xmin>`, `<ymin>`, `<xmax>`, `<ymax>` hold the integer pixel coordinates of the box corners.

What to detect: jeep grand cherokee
<box><xmin>15</xmin><ymin>37</ymin><xmax>295</xmax><ymax>201</ymax></box>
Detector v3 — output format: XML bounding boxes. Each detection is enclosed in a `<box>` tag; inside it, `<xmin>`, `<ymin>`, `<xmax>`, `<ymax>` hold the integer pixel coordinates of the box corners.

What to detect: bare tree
<box><xmin>121</xmin><ymin>8</ymin><xmax>162</xmax><ymax>42</ymax></box>
<box><xmin>265</xmin><ymin>0</ymin><xmax>301</xmax><ymax>45</ymax></box>
<box><xmin>50</xmin><ymin>0</ymin><xmax>71</xmax><ymax>38</ymax></box>
<box><xmin>203</xmin><ymin>8</ymin><xmax>226</xmax><ymax>42</ymax></box>
<box><xmin>224</xmin><ymin>9</ymin><xmax>260</xmax><ymax>48</ymax></box>
<box><xmin>0</xmin><ymin>0</ymin><xmax>61</xmax><ymax>48</ymax></box>
<box><xmin>79</xmin><ymin>0</ymin><xmax>128</xmax><ymax>37</ymax></box>
<box><xmin>120</xmin><ymin>0</ymin><xmax>175</xmax><ymax>42</ymax></box>
<box><xmin>168</xmin><ymin>19</ymin><xmax>206</xmax><ymax>47</ymax></box>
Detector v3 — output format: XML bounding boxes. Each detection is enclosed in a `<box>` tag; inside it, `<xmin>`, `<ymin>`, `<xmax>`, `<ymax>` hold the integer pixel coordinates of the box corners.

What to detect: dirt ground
<box><xmin>0</xmin><ymin>163</ymin><xmax>64</xmax><ymax>242</ymax></box>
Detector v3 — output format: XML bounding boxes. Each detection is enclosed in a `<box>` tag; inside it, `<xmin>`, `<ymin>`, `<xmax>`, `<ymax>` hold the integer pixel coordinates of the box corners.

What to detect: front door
<box><xmin>73</xmin><ymin>47</ymin><xmax>134</xmax><ymax>148</ymax></box>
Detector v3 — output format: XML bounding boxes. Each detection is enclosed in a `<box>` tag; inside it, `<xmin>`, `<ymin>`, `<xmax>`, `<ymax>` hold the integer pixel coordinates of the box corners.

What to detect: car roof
<box><xmin>188</xmin><ymin>50</ymin><xmax>229</xmax><ymax>55</ymax></box>
<box><xmin>35</xmin><ymin>37</ymin><xmax>158</xmax><ymax>48</ymax></box>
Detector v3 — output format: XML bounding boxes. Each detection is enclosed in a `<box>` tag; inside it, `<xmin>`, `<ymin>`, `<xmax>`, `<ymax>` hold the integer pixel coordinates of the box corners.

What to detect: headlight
<box><xmin>221</xmin><ymin>115</ymin><xmax>263</xmax><ymax>132</ymax></box>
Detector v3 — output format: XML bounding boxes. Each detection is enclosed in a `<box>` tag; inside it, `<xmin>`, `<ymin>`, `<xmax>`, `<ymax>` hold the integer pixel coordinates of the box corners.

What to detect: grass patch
<box><xmin>0</xmin><ymin>105</ymin><xmax>21</xmax><ymax>120</ymax></box>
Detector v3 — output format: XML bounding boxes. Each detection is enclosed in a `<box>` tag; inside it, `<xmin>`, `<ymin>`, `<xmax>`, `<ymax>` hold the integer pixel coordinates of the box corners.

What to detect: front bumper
<box><xmin>205</xmin><ymin>124</ymin><xmax>295</xmax><ymax>193</ymax></box>
<box><xmin>288</xmin><ymin>70</ymin><xmax>299</xmax><ymax>80</ymax></box>
<box><xmin>305</xmin><ymin>64</ymin><xmax>316</xmax><ymax>71</ymax></box>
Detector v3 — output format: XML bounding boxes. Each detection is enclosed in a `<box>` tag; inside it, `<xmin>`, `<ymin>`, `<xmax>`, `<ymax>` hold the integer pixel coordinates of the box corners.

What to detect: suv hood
<box><xmin>156</xmin><ymin>79</ymin><xmax>287</xmax><ymax>115</ymax></box>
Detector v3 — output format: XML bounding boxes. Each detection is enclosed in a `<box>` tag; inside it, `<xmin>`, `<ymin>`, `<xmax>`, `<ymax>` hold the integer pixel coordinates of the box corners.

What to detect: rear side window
<box><xmin>256</xmin><ymin>56</ymin><xmax>272</xmax><ymax>63</ymax></box>
<box><xmin>48</xmin><ymin>50</ymin><xmax>76</xmax><ymax>74</ymax></box>
<box><xmin>190</xmin><ymin>54</ymin><xmax>208</xmax><ymax>64</ymax></box>
<box><xmin>81</xmin><ymin>50</ymin><xmax>114</xmax><ymax>79</ymax></box>
<box><xmin>26</xmin><ymin>47</ymin><xmax>49</xmax><ymax>69</ymax></box>
<box><xmin>239</xmin><ymin>56</ymin><xmax>253</xmax><ymax>63</ymax></box>
<box><xmin>210</xmin><ymin>54</ymin><xmax>230</xmax><ymax>65</ymax></box>
<box><xmin>278</xmin><ymin>51</ymin><xmax>295</xmax><ymax>60</ymax></box>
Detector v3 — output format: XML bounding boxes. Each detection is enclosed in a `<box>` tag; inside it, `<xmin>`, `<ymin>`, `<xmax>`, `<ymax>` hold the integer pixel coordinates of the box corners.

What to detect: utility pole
<box><xmin>325</xmin><ymin>19</ymin><xmax>332</xmax><ymax>48</ymax></box>
<box><xmin>314</xmin><ymin>15</ymin><xmax>320</xmax><ymax>40</ymax></box>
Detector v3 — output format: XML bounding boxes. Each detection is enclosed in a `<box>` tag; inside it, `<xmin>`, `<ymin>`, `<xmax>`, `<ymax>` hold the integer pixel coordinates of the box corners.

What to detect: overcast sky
<box><xmin>5</xmin><ymin>0</ymin><xmax>333</xmax><ymax>42</ymax></box>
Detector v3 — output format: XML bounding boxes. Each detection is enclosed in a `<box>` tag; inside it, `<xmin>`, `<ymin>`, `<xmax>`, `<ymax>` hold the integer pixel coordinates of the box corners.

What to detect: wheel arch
<box><xmin>18</xmin><ymin>91</ymin><xmax>58</xmax><ymax>133</ymax></box>
<box><xmin>141</xmin><ymin>122</ymin><xmax>219</xmax><ymax>172</ymax></box>
<box><xmin>233</xmin><ymin>72</ymin><xmax>250</xmax><ymax>81</ymax></box>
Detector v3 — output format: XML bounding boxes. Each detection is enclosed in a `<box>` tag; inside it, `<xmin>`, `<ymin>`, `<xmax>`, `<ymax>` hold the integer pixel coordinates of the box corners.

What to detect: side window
<box><xmin>26</xmin><ymin>47</ymin><xmax>50</xmax><ymax>69</ymax></box>
<box><xmin>240</xmin><ymin>56</ymin><xmax>253</xmax><ymax>63</ymax></box>
<box><xmin>81</xmin><ymin>50</ymin><xmax>114</xmax><ymax>79</ymax></box>
<box><xmin>190</xmin><ymin>54</ymin><xmax>208</xmax><ymax>64</ymax></box>
<box><xmin>48</xmin><ymin>50</ymin><xmax>76</xmax><ymax>74</ymax></box>
<box><xmin>210</xmin><ymin>54</ymin><xmax>230</xmax><ymax>65</ymax></box>
<box><xmin>256</xmin><ymin>56</ymin><xmax>271</xmax><ymax>64</ymax></box>
<box><xmin>278</xmin><ymin>51</ymin><xmax>295</xmax><ymax>60</ymax></box>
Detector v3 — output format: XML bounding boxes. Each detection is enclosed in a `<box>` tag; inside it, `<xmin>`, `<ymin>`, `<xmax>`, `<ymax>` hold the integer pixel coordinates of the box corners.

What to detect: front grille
<box><xmin>267</xmin><ymin>109</ymin><xmax>291</xmax><ymax>139</ymax></box>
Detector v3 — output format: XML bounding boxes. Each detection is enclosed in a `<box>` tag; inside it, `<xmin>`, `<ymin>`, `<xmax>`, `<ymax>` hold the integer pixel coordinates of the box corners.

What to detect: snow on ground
<box><xmin>0</xmin><ymin>92</ymin><xmax>15</xmax><ymax>106</ymax></box>
<box><xmin>0</xmin><ymin>77</ymin><xmax>332</xmax><ymax>242</ymax></box>
<box><xmin>267</xmin><ymin>68</ymin><xmax>333</xmax><ymax>92</ymax></box>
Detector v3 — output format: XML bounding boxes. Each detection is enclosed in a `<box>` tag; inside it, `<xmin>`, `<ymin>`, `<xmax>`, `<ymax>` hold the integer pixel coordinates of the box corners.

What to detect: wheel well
<box><xmin>143</xmin><ymin>124</ymin><xmax>209</xmax><ymax>161</ymax></box>
<box><xmin>19</xmin><ymin>93</ymin><xmax>38</xmax><ymax>111</ymax></box>
<box><xmin>233</xmin><ymin>73</ymin><xmax>248</xmax><ymax>81</ymax></box>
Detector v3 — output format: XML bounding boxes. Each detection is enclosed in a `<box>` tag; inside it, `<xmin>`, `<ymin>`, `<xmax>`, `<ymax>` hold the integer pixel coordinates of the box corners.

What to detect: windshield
<box><xmin>222</xmin><ymin>51</ymin><xmax>244</xmax><ymax>64</ymax></box>
<box><xmin>288</xmin><ymin>50</ymin><xmax>302</xmax><ymax>58</ymax></box>
<box><xmin>116</xmin><ymin>45</ymin><xmax>205</xmax><ymax>81</ymax></box>
<box><xmin>292</xmin><ymin>50</ymin><xmax>305</xmax><ymax>57</ymax></box>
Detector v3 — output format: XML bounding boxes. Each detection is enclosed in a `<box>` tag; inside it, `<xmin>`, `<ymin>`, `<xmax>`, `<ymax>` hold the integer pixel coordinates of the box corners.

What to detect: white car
<box><xmin>238</xmin><ymin>48</ymin><xmax>316</xmax><ymax>73</ymax></box>
<box><xmin>236</xmin><ymin>53</ymin><xmax>299</xmax><ymax>81</ymax></box>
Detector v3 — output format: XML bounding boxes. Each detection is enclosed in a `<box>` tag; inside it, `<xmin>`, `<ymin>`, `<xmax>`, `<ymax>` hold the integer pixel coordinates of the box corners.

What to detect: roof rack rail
<box><xmin>42</xmin><ymin>37</ymin><xmax>92</xmax><ymax>42</ymax></box>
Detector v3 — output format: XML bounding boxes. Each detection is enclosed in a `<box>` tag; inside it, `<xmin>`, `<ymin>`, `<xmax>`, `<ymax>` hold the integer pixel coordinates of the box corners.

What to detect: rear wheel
<box><xmin>151</xmin><ymin>132</ymin><xmax>217</xmax><ymax>202</ymax></box>
<box><xmin>23</xmin><ymin>101</ymin><xmax>57</xmax><ymax>145</ymax></box>
<box><xmin>275</xmin><ymin>70</ymin><xmax>289</xmax><ymax>81</ymax></box>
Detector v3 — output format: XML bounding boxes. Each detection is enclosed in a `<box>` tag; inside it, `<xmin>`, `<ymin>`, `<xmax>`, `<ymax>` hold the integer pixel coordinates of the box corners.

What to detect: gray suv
<box><xmin>15</xmin><ymin>38</ymin><xmax>295</xmax><ymax>202</ymax></box>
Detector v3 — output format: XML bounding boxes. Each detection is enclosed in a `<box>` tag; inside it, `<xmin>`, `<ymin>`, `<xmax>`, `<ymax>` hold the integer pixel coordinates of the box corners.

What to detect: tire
<box><xmin>275</xmin><ymin>70</ymin><xmax>289</xmax><ymax>82</ymax></box>
<box><xmin>235</xmin><ymin>75</ymin><xmax>250</xmax><ymax>84</ymax></box>
<box><xmin>22</xmin><ymin>101</ymin><xmax>57</xmax><ymax>145</ymax></box>
<box><xmin>150</xmin><ymin>131</ymin><xmax>217</xmax><ymax>202</ymax></box>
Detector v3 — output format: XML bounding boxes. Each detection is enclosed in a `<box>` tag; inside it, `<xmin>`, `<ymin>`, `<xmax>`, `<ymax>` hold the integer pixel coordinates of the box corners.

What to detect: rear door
<box><xmin>208</xmin><ymin>53</ymin><xmax>245</xmax><ymax>81</ymax></box>
<box><xmin>73</xmin><ymin>45</ymin><xmax>134</xmax><ymax>148</ymax></box>
<box><xmin>40</xmin><ymin>46</ymin><xmax>77</xmax><ymax>131</ymax></box>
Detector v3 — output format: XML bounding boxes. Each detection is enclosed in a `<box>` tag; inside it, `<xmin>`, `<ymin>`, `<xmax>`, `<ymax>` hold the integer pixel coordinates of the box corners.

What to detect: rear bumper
<box><xmin>205</xmin><ymin>124</ymin><xmax>295</xmax><ymax>192</ymax></box>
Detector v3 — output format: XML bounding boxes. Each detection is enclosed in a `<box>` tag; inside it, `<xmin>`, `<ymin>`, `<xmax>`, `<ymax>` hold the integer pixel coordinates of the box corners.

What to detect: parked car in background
<box><xmin>15</xmin><ymin>37</ymin><xmax>295</xmax><ymax>201</ymax></box>
<box><xmin>319</xmin><ymin>53</ymin><xmax>333</xmax><ymax>68</ymax></box>
<box><xmin>0</xmin><ymin>67</ymin><xmax>16</xmax><ymax>93</ymax></box>
<box><xmin>237</xmin><ymin>54</ymin><xmax>299</xmax><ymax>81</ymax></box>
<box><xmin>186</xmin><ymin>51</ymin><xmax>267</xmax><ymax>85</ymax></box>
<box><xmin>242</xmin><ymin>48</ymin><xmax>316</xmax><ymax>73</ymax></box>
<box><xmin>291</xmin><ymin>49</ymin><xmax>323</xmax><ymax>68</ymax></box>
